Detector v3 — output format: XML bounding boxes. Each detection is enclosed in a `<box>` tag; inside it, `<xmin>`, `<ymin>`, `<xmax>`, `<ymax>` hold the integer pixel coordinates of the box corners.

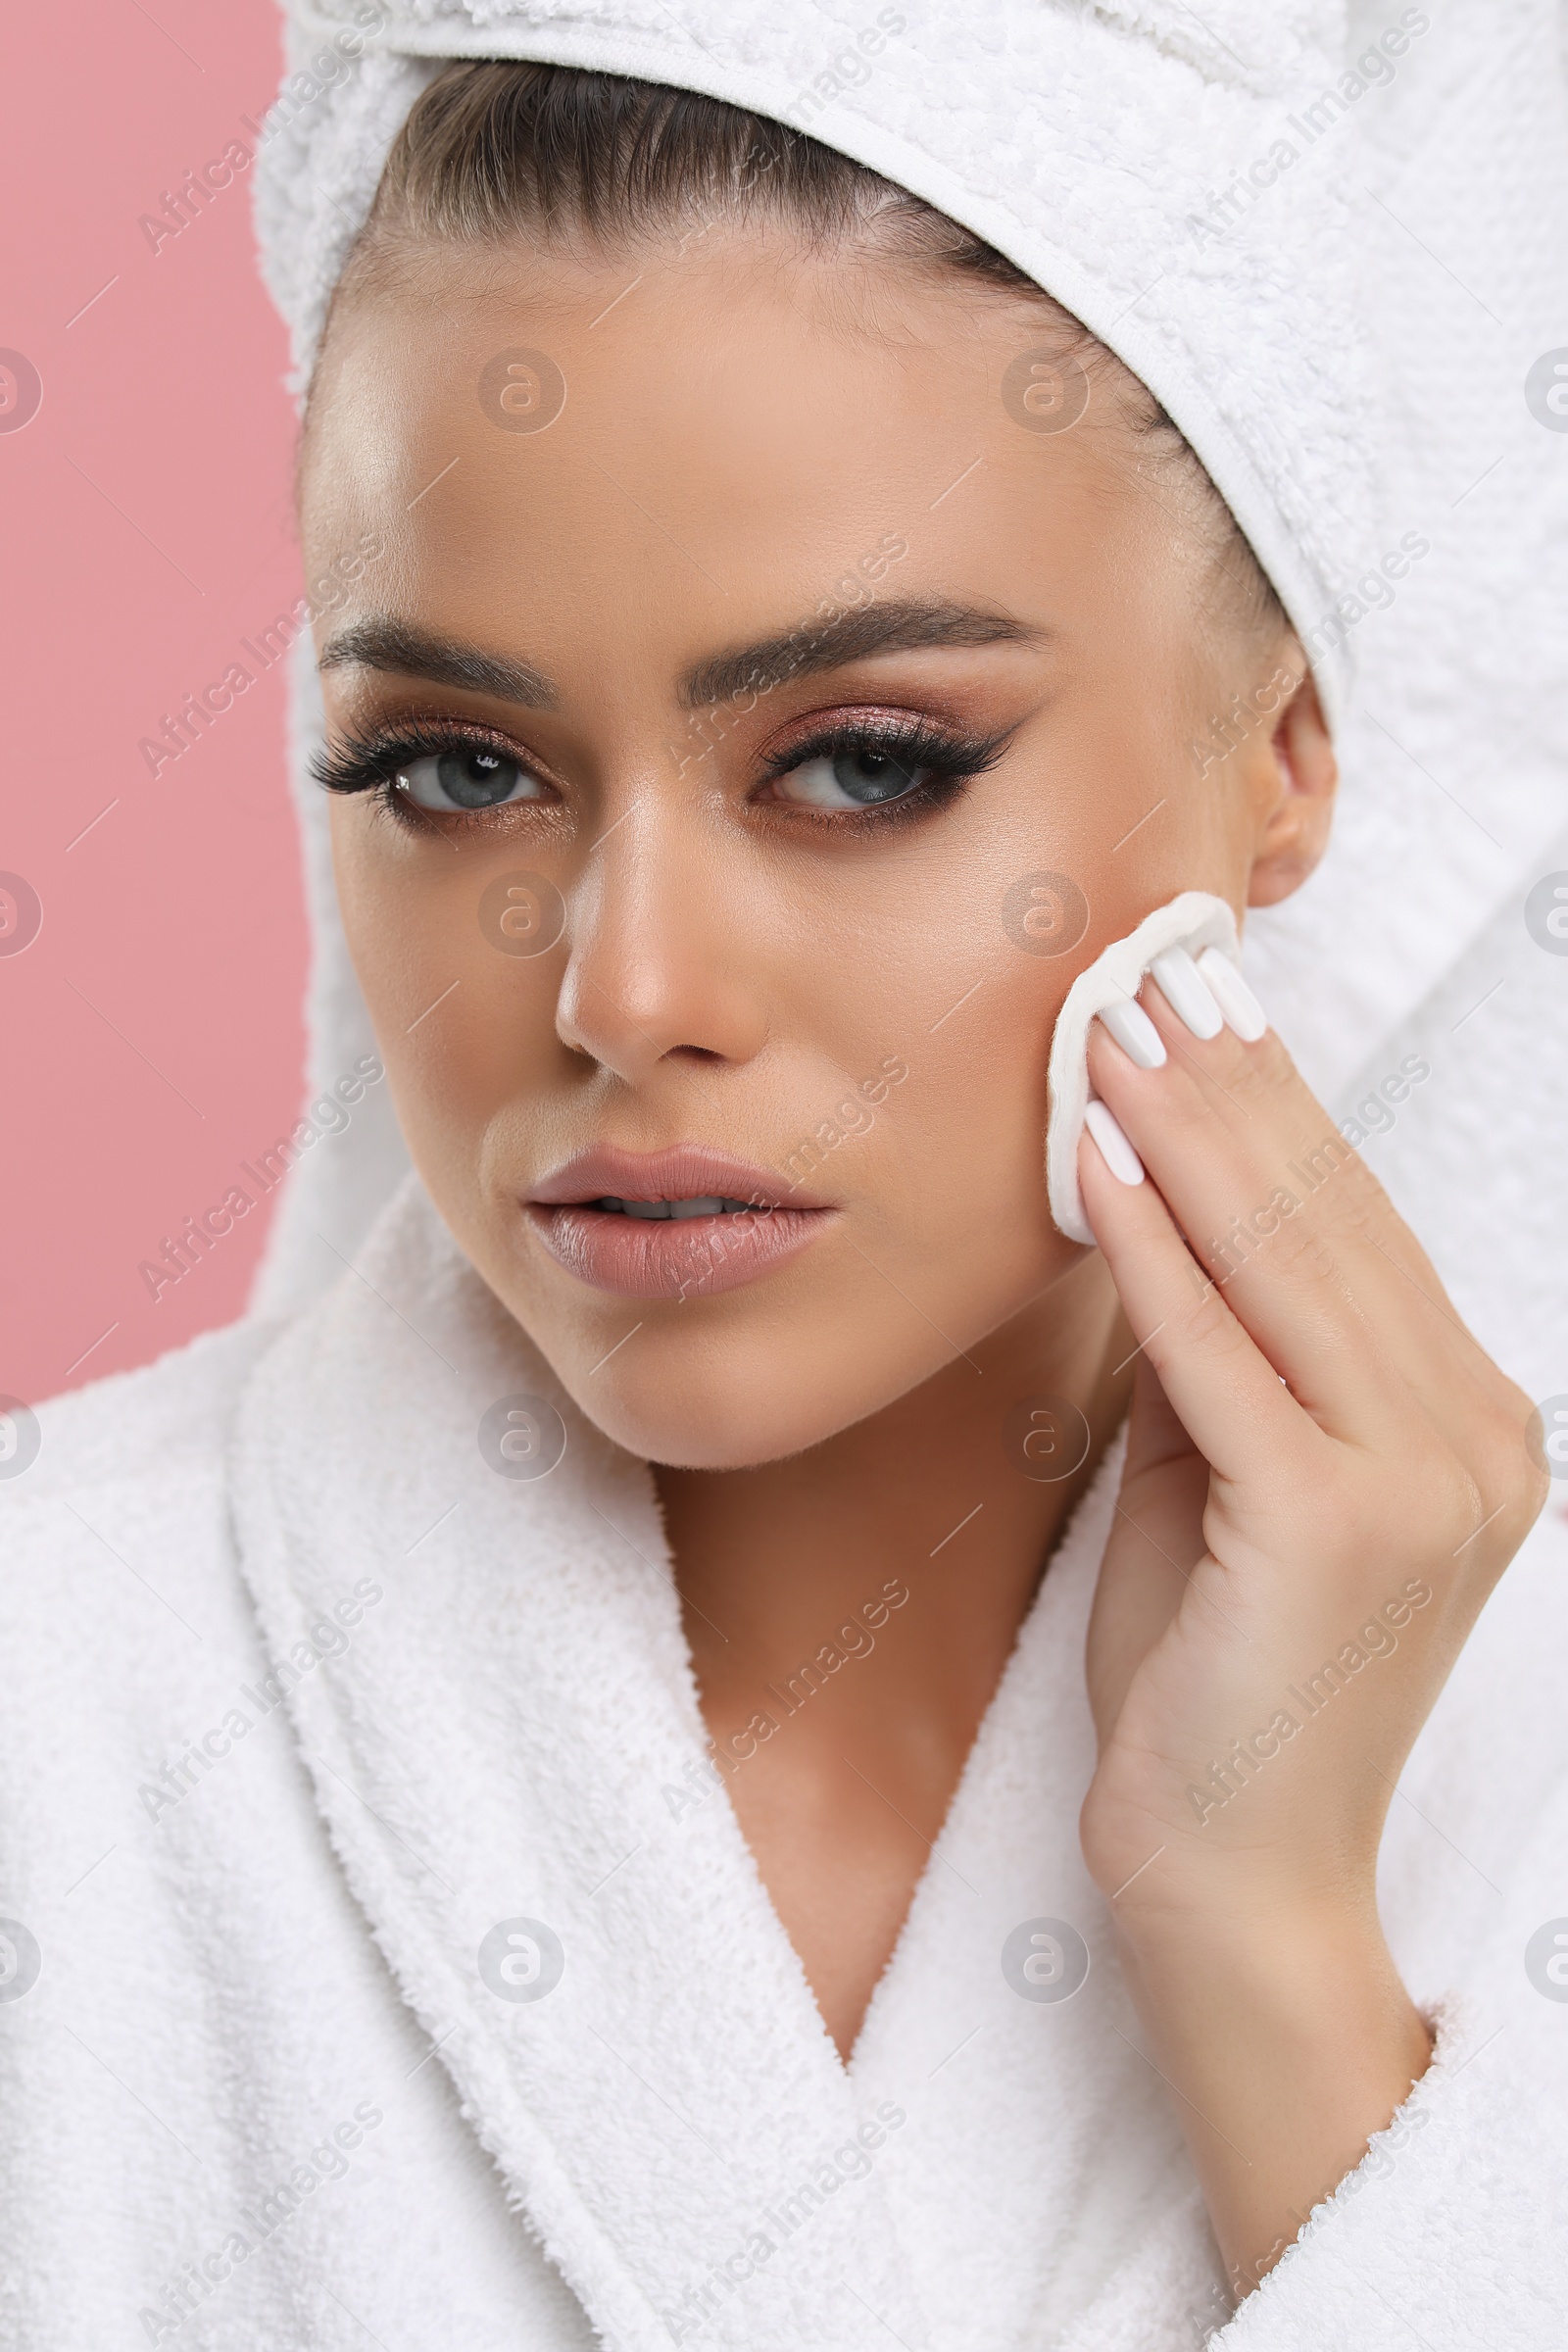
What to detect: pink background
<box><xmin>1</xmin><ymin>0</ymin><xmax>310</xmax><ymax>1404</ymax></box>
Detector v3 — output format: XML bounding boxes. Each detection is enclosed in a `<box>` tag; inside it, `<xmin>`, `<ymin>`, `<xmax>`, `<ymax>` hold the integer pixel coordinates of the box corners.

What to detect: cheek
<box><xmin>328</xmin><ymin>803</ymin><xmax>565</xmax><ymax>1159</ymax></box>
<box><xmin>746</xmin><ymin>858</ymin><xmax>1077</xmax><ymax>1324</ymax></box>
<box><xmin>859</xmin><ymin>971</ymin><xmax>1054</xmax><ymax>1231</ymax></box>
<box><xmin>880</xmin><ymin>983</ymin><xmax>1071</xmax><ymax>1339</ymax></box>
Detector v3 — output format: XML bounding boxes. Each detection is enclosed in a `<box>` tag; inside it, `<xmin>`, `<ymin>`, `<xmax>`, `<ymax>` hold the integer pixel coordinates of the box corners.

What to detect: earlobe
<box><xmin>1246</xmin><ymin>662</ymin><xmax>1338</xmax><ymax>909</ymax></box>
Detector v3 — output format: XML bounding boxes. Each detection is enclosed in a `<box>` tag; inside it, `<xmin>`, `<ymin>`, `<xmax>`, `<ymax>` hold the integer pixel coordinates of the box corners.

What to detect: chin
<box><xmin>535</xmin><ymin>1321</ymin><xmax>940</xmax><ymax>1471</ymax></box>
<box><xmin>460</xmin><ymin>1187</ymin><xmax>1058</xmax><ymax>1470</ymax></box>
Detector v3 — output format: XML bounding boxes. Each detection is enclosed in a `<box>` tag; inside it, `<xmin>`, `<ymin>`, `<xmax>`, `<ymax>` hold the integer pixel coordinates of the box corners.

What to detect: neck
<box><xmin>657</xmin><ymin>1250</ymin><xmax>1131</xmax><ymax>1785</ymax></box>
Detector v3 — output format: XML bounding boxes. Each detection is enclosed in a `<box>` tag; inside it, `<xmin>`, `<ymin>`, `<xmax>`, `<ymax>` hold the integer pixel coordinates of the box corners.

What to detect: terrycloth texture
<box><xmin>1046</xmin><ymin>892</ymin><xmax>1239</xmax><ymax>1245</ymax></box>
<box><xmin>7</xmin><ymin>11</ymin><xmax>1568</xmax><ymax>2343</ymax></box>
<box><xmin>263</xmin><ymin>1</ymin><xmax>1372</xmax><ymax>714</ymax></box>
<box><xmin>4</xmin><ymin>1175</ymin><xmax>1567</xmax><ymax>2348</ymax></box>
<box><xmin>246</xmin><ymin>1</ymin><xmax>1568</xmax><ymax>1323</ymax></box>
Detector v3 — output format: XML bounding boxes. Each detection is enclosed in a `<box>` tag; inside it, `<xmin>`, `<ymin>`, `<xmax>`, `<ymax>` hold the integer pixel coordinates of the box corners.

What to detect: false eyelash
<box><xmin>754</xmin><ymin>713</ymin><xmax>1011</xmax><ymax>825</ymax></box>
<box><xmin>309</xmin><ymin>716</ymin><xmax>546</xmax><ymax>838</ymax></box>
<box><xmin>310</xmin><ymin>716</ymin><xmax>514</xmax><ymax>801</ymax></box>
<box><xmin>310</xmin><ymin>710</ymin><xmax>1012</xmax><ymax>834</ymax></box>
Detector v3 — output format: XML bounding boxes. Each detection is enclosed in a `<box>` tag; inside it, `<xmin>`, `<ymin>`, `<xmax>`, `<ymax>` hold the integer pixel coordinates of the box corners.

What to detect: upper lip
<box><xmin>527</xmin><ymin>1145</ymin><xmax>830</xmax><ymax>1211</ymax></box>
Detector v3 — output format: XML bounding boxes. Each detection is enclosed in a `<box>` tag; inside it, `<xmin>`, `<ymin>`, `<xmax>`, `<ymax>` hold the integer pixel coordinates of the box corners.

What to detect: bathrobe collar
<box><xmin>229</xmin><ymin>1175</ymin><xmax>1150</xmax><ymax>2351</ymax></box>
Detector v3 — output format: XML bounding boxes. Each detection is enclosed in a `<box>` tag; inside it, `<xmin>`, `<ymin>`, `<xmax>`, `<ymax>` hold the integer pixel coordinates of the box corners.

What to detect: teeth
<box><xmin>591</xmin><ymin>1196</ymin><xmax>760</xmax><ymax>1219</ymax></box>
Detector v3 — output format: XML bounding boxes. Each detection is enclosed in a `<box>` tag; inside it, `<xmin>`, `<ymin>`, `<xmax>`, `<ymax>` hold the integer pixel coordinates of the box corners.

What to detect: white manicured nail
<box><xmin>1195</xmin><ymin>947</ymin><xmax>1267</xmax><ymax>1042</ymax></box>
<box><xmin>1084</xmin><ymin>1099</ymin><xmax>1146</xmax><ymax>1185</ymax></box>
<box><xmin>1097</xmin><ymin>995</ymin><xmax>1167</xmax><ymax>1068</ymax></box>
<box><xmin>1150</xmin><ymin>946</ymin><xmax>1223</xmax><ymax>1039</ymax></box>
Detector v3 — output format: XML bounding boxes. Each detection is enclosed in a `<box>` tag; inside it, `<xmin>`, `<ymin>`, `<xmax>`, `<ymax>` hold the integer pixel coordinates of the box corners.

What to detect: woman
<box><xmin>5</xmin><ymin>6</ymin><xmax>1567</xmax><ymax>2348</ymax></box>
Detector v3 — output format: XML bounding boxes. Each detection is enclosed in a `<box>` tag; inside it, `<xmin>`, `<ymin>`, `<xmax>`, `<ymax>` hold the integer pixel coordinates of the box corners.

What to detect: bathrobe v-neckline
<box><xmin>228</xmin><ymin>1180</ymin><xmax>1156</xmax><ymax>2352</ymax></box>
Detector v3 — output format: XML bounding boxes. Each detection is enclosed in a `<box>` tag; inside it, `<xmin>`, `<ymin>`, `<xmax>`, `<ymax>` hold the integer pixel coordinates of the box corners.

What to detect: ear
<box><xmin>1244</xmin><ymin>656</ymin><xmax>1338</xmax><ymax>908</ymax></box>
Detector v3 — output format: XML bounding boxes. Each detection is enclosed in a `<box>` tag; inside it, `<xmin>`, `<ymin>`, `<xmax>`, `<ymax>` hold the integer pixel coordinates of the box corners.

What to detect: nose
<box><xmin>554</xmin><ymin>797</ymin><xmax>771</xmax><ymax>1081</ymax></box>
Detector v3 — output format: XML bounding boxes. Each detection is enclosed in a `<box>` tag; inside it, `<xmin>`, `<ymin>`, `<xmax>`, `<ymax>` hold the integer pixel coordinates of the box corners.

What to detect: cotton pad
<box><xmin>1046</xmin><ymin>891</ymin><xmax>1241</xmax><ymax>1246</ymax></box>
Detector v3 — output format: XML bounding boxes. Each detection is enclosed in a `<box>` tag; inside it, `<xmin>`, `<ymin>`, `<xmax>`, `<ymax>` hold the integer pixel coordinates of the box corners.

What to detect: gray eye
<box><xmin>395</xmin><ymin>747</ymin><xmax>549</xmax><ymax>810</ymax></box>
<box><xmin>773</xmin><ymin>748</ymin><xmax>921</xmax><ymax>810</ymax></box>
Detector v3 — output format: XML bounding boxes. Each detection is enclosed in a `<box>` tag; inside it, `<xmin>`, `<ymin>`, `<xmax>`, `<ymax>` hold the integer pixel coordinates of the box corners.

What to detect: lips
<box><xmin>525</xmin><ymin>1146</ymin><xmax>835</xmax><ymax>1299</ymax></box>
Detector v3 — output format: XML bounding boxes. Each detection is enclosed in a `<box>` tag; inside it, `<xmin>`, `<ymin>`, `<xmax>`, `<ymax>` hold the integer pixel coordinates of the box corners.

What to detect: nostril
<box><xmin>664</xmin><ymin>1044</ymin><xmax>724</xmax><ymax>1062</ymax></box>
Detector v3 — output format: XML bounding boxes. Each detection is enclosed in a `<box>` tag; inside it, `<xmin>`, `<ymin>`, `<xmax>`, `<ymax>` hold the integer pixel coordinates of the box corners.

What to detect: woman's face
<box><xmin>302</xmin><ymin>228</ymin><xmax>1319</xmax><ymax>1467</ymax></box>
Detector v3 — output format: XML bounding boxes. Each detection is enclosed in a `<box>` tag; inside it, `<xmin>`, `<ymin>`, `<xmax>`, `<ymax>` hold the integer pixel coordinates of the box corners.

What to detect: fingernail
<box><xmin>1097</xmin><ymin>995</ymin><xmax>1167</xmax><ymax>1068</ymax></box>
<box><xmin>1195</xmin><ymin>947</ymin><xmax>1267</xmax><ymax>1042</ymax></box>
<box><xmin>1150</xmin><ymin>946</ymin><xmax>1223</xmax><ymax>1040</ymax></box>
<box><xmin>1084</xmin><ymin>1098</ymin><xmax>1146</xmax><ymax>1185</ymax></box>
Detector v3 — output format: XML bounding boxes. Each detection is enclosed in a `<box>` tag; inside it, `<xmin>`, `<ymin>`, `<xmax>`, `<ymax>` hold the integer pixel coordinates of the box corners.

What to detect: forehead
<box><xmin>300</xmin><ymin>235</ymin><xmax>1179</xmax><ymax>681</ymax></box>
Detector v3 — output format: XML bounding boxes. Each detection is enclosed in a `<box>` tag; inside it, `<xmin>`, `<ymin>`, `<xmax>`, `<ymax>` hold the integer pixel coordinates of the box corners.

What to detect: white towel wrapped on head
<box><xmin>249</xmin><ymin>1</ymin><xmax>1568</xmax><ymax>1371</ymax></box>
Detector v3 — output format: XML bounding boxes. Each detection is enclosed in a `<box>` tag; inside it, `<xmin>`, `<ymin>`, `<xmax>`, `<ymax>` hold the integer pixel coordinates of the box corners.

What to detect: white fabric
<box><xmin>246</xmin><ymin>0</ymin><xmax>1568</xmax><ymax>1325</ymax></box>
<box><xmin>6</xmin><ymin>1173</ymin><xmax>1568</xmax><ymax>2350</ymax></box>
<box><xmin>265</xmin><ymin>2</ymin><xmax>1374</xmax><ymax>716</ymax></box>
<box><xmin>1046</xmin><ymin>892</ymin><xmax>1240</xmax><ymax>1245</ymax></box>
<box><xmin>12</xmin><ymin>7</ymin><xmax>1565</xmax><ymax>2345</ymax></box>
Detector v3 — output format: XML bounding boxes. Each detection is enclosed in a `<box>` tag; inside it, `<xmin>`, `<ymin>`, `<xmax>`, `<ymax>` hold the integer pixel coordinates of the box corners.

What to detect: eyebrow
<box><xmin>318</xmin><ymin>617</ymin><xmax>558</xmax><ymax>708</ymax></box>
<box><xmin>677</xmin><ymin>599</ymin><xmax>1044</xmax><ymax>710</ymax></box>
<box><xmin>317</xmin><ymin>596</ymin><xmax>1044</xmax><ymax>714</ymax></box>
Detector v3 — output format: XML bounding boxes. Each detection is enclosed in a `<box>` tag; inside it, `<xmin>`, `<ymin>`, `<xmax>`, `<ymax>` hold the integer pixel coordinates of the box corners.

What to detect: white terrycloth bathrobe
<box><xmin>5</xmin><ymin>1171</ymin><xmax>1568</xmax><ymax>2351</ymax></box>
<box><xmin>6</xmin><ymin>0</ymin><xmax>1568</xmax><ymax>2346</ymax></box>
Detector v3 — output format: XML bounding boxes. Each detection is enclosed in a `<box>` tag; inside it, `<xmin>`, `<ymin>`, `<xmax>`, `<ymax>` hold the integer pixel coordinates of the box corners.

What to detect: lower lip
<box><xmin>524</xmin><ymin>1201</ymin><xmax>833</xmax><ymax>1298</ymax></box>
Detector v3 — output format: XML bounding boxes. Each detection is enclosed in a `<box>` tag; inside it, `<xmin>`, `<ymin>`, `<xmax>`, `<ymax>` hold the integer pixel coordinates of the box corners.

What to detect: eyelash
<box><xmin>310</xmin><ymin>711</ymin><xmax>1009</xmax><ymax>834</ymax></box>
<box><xmin>754</xmin><ymin>714</ymin><xmax>1008</xmax><ymax>829</ymax></box>
<box><xmin>310</xmin><ymin>717</ymin><xmax>518</xmax><ymax>835</ymax></box>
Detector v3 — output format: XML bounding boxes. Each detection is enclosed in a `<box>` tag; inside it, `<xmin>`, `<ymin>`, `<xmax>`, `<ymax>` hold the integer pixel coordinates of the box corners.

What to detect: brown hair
<box><xmin>324</xmin><ymin>60</ymin><xmax>1281</xmax><ymax>639</ymax></box>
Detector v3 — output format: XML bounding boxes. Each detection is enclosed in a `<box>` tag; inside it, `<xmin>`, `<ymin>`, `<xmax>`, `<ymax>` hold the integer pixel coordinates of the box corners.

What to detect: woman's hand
<box><xmin>1073</xmin><ymin>952</ymin><xmax>1546</xmax><ymax>2301</ymax></box>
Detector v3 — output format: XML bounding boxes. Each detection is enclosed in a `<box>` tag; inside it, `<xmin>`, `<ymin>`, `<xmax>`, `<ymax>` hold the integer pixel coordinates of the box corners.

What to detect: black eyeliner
<box><xmin>310</xmin><ymin>716</ymin><xmax>509</xmax><ymax>800</ymax></box>
<box><xmin>312</xmin><ymin>710</ymin><xmax>1009</xmax><ymax>830</ymax></box>
<box><xmin>756</xmin><ymin>713</ymin><xmax>1008</xmax><ymax>792</ymax></box>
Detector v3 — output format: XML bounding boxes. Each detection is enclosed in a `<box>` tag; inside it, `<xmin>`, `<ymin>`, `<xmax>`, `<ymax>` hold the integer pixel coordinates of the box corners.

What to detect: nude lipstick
<box><xmin>525</xmin><ymin>1146</ymin><xmax>834</xmax><ymax>1299</ymax></box>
